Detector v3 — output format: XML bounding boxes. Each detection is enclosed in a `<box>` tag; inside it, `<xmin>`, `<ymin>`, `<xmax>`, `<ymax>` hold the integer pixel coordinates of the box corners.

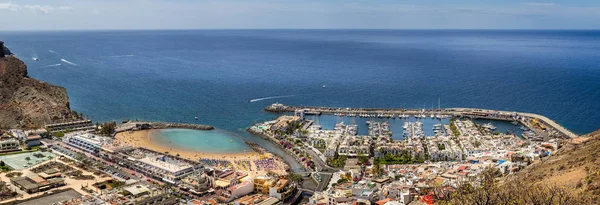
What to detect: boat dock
<box><xmin>264</xmin><ymin>104</ymin><xmax>579</xmax><ymax>139</ymax></box>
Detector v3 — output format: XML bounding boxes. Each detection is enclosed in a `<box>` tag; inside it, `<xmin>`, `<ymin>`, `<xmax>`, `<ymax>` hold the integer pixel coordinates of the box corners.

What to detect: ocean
<box><xmin>1</xmin><ymin>30</ymin><xmax>599</xmax><ymax>163</ymax></box>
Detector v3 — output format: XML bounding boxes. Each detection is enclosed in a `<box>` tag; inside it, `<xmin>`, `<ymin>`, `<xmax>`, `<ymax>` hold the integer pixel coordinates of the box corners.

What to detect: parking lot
<box><xmin>50</xmin><ymin>145</ymin><xmax>85</xmax><ymax>161</ymax></box>
<box><xmin>104</xmin><ymin>165</ymin><xmax>140</xmax><ymax>181</ymax></box>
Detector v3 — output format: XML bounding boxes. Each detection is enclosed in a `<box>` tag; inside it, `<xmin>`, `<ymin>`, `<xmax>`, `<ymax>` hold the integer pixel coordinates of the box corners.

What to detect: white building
<box><xmin>8</xmin><ymin>129</ymin><xmax>26</xmax><ymax>140</ymax></box>
<box><xmin>118</xmin><ymin>148</ymin><xmax>197</xmax><ymax>183</ymax></box>
<box><xmin>62</xmin><ymin>133</ymin><xmax>106</xmax><ymax>155</ymax></box>
<box><xmin>224</xmin><ymin>181</ymin><xmax>254</xmax><ymax>201</ymax></box>
<box><xmin>0</xmin><ymin>139</ymin><xmax>20</xmax><ymax>152</ymax></box>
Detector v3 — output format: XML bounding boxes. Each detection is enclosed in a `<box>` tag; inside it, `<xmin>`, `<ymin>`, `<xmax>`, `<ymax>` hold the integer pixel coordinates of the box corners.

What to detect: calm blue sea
<box><xmin>1</xmin><ymin>30</ymin><xmax>599</xmax><ymax>136</ymax></box>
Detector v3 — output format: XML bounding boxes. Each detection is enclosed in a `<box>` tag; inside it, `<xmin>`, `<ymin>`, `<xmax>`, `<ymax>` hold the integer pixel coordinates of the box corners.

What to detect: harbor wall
<box><xmin>265</xmin><ymin>104</ymin><xmax>579</xmax><ymax>139</ymax></box>
<box><xmin>115</xmin><ymin>121</ymin><xmax>214</xmax><ymax>133</ymax></box>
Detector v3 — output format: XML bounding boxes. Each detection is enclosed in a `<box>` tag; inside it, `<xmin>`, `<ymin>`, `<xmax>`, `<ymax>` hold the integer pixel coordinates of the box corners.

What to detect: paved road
<box><xmin>304</xmin><ymin>147</ymin><xmax>337</xmax><ymax>173</ymax></box>
<box><xmin>300</xmin><ymin>147</ymin><xmax>337</xmax><ymax>192</ymax></box>
<box><xmin>315</xmin><ymin>172</ymin><xmax>332</xmax><ymax>192</ymax></box>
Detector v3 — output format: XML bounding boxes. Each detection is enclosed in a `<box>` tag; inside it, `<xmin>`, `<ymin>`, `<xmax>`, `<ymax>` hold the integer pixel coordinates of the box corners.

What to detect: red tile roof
<box><xmin>376</xmin><ymin>198</ymin><xmax>392</xmax><ymax>205</ymax></box>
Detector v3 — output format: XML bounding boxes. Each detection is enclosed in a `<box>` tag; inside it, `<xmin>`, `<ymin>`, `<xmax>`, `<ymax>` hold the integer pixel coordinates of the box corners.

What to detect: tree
<box><xmin>289</xmin><ymin>173</ymin><xmax>302</xmax><ymax>183</ymax></box>
<box><xmin>100</xmin><ymin>121</ymin><xmax>117</xmax><ymax>135</ymax></box>
<box><xmin>53</xmin><ymin>131</ymin><xmax>65</xmax><ymax>138</ymax></box>
<box><xmin>25</xmin><ymin>157</ymin><xmax>31</xmax><ymax>161</ymax></box>
<box><xmin>372</xmin><ymin>162</ymin><xmax>380</xmax><ymax>177</ymax></box>
<box><xmin>438</xmin><ymin>144</ymin><xmax>446</xmax><ymax>150</ymax></box>
<box><xmin>358</xmin><ymin>155</ymin><xmax>369</xmax><ymax>164</ymax></box>
<box><xmin>337</xmin><ymin>178</ymin><xmax>348</xmax><ymax>184</ymax></box>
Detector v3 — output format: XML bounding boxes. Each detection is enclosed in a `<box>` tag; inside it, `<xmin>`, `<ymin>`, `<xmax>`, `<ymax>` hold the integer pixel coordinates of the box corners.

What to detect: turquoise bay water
<box><xmin>149</xmin><ymin>129</ymin><xmax>249</xmax><ymax>153</ymax></box>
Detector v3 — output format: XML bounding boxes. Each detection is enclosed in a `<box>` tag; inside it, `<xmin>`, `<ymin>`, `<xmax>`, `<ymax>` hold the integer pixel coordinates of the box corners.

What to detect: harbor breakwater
<box><xmin>115</xmin><ymin>121</ymin><xmax>214</xmax><ymax>133</ymax></box>
<box><xmin>150</xmin><ymin>122</ymin><xmax>214</xmax><ymax>130</ymax></box>
<box><xmin>265</xmin><ymin>104</ymin><xmax>579</xmax><ymax>139</ymax></box>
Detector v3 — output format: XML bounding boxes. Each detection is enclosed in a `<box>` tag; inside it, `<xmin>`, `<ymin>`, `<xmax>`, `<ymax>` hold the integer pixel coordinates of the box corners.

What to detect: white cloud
<box><xmin>24</xmin><ymin>4</ymin><xmax>73</xmax><ymax>14</ymax></box>
<box><xmin>521</xmin><ymin>2</ymin><xmax>556</xmax><ymax>6</ymax></box>
<box><xmin>59</xmin><ymin>6</ymin><xmax>73</xmax><ymax>11</ymax></box>
<box><xmin>0</xmin><ymin>1</ymin><xmax>72</xmax><ymax>14</ymax></box>
<box><xmin>24</xmin><ymin>5</ymin><xmax>54</xmax><ymax>14</ymax></box>
<box><xmin>0</xmin><ymin>2</ymin><xmax>19</xmax><ymax>11</ymax></box>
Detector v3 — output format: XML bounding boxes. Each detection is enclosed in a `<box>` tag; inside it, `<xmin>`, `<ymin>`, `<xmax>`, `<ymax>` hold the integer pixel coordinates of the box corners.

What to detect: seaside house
<box><xmin>253</xmin><ymin>176</ymin><xmax>296</xmax><ymax>201</ymax></box>
<box><xmin>24</xmin><ymin>135</ymin><xmax>42</xmax><ymax>147</ymax></box>
<box><xmin>0</xmin><ymin>138</ymin><xmax>21</xmax><ymax>153</ymax></box>
<box><xmin>224</xmin><ymin>181</ymin><xmax>254</xmax><ymax>201</ymax></box>
<box><xmin>45</xmin><ymin>119</ymin><xmax>95</xmax><ymax>133</ymax></box>
<box><xmin>181</xmin><ymin>172</ymin><xmax>213</xmax><ymax>195</ymax></box>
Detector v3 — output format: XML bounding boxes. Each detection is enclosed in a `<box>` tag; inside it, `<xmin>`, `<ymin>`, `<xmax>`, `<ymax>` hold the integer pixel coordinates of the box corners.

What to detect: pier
<box><xmin>115</xmin><ymin>121</ymin><xmax>214</xmax><ymax>133</ymax></box>
<box><xmin>265</xmin><ymin>104</ymin><xmax>579</xmax><ymax>139</ymax></box>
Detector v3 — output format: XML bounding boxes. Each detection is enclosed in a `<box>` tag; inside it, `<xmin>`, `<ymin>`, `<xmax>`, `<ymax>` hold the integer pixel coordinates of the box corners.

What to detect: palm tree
<box><xmin>372</xmin><ymin>162</ymin><xmax>380</xmax><ymax>177</ymax></box>
<box><xmin>289</xmin><ymin>173</ymin><xmax>302</xmax><ymax>183</ymax></box>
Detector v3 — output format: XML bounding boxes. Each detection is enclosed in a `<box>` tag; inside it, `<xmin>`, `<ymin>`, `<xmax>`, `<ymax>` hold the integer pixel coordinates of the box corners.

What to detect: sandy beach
<box><xmin>114</xmin><ymin>129</ymin><xmax>287</xmax><ymax>174</ymax></box>
<box><xmin>115</xmin><ymin>129</ymin><xmax>254</xmax><ymax>160</ymax></box>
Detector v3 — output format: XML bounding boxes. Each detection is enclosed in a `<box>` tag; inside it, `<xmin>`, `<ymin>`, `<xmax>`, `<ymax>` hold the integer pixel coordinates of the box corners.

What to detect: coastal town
<box><xmin>0</xmin><ymin>62</ymin><xmax>578</xmax><ymax>199</ymax></box>
<box><xmin>0</xmin><ymin>38</ymin><xmax>594</xmax><ymax>205</ymax></box>
<box><xmin>0</xmin><ymin>96</ymin><xmax>590</xmax><ymax>205</ymax></box>
<box><xmin>0</xmin><ymin>119</ymin><xmax>299</xmax><ymax>205</ymax></box>
<box><xmin>247</xmin><ymin>103</ymin><xmax>586</xmax><ymax>205</ymax></box>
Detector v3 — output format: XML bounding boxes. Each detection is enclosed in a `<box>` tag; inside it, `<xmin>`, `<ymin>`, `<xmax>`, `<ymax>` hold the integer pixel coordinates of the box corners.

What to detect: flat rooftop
<box><xmin>137</xmin><ymin>156</ymin><xmax>192</xmax><ymax>173</ymax></box>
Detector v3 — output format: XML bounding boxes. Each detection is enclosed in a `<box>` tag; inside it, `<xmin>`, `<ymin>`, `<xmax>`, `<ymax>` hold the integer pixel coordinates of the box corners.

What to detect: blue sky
<box><xmin>1</xmin><ymin>0</ymin><xmax>599</xmax><ymax>30</ymax></box>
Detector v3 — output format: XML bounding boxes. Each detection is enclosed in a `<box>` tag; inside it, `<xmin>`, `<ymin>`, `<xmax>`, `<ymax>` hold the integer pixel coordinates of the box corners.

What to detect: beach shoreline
<box><xmin>114</xmin><ymin>129</ymin><xmax>253</xmax><ymax>161</ymax></box>
<box><xmin>115</xmin><ymin>129</ymin><xmax>290</xmax><ymax>176</ymax></box>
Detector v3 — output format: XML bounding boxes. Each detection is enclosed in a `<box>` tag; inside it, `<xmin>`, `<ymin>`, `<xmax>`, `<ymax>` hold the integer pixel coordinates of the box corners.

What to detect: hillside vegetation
<box><xmin>438</xmin><ymin>129</ymin><xmax>600</xmax><ymax>205</ymax></box>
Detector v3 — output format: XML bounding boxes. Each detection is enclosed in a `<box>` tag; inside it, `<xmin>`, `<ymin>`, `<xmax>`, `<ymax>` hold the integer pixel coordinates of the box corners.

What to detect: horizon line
<box><xmin>1</xmin><ymin>28</ymin><xmax>600</xmax><ymax>33</ymax></box>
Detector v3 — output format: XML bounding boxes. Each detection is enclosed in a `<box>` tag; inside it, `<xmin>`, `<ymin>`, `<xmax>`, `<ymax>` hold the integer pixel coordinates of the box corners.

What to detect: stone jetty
<box><xmin>115</xmin><ymin>121</ymin><xmax>214</xmax><ymax>133</ymax></box>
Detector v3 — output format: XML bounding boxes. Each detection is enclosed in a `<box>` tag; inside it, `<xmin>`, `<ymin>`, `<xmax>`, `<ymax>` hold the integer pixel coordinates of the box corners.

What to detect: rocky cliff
<box><xmin>0</xmin><ymin>44</ymin><xmax>74</xmax><ymax>129</ymax></box>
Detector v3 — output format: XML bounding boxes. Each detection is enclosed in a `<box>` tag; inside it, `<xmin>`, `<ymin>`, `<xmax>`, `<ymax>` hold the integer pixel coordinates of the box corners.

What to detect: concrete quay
<box><xmin>264</xmin><ymin>104</ymin><xmax>579</xmax><ymax>139</ymax></box>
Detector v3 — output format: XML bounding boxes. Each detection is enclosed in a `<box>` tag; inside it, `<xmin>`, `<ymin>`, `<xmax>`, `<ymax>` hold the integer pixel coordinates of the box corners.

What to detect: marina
<box><xmin>267</xmin><ymin>104</ymin><xmax>579</xmax><ymax>139</ymax></box>
<box><xmin>306</xmin><ymin>114</ymin><xmax>449</xmax><ymax>140</ymax></box>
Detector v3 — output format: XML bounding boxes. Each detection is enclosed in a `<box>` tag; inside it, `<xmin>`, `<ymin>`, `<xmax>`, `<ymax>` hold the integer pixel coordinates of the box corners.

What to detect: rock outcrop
<box><xmin>0</xmin><ymin>41</ymin><xmax>5</xmax><ymax>57</ymax></box>
<box><xmin>0</xmin><ymin>43</ymin><xmax>74</xmax><ymax>129</ymax></box>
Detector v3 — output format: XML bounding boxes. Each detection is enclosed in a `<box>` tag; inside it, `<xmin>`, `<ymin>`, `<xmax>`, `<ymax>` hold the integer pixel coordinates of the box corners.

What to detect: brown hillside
<box><xmin>507</xmin><ymin>129</ymin><xmax>600</xmax><ymax>200</ymax></box>
<box><xmin>0</xmin><ymin>45</ymin><xmax>75</xmax><ymax>129</ymax></box>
